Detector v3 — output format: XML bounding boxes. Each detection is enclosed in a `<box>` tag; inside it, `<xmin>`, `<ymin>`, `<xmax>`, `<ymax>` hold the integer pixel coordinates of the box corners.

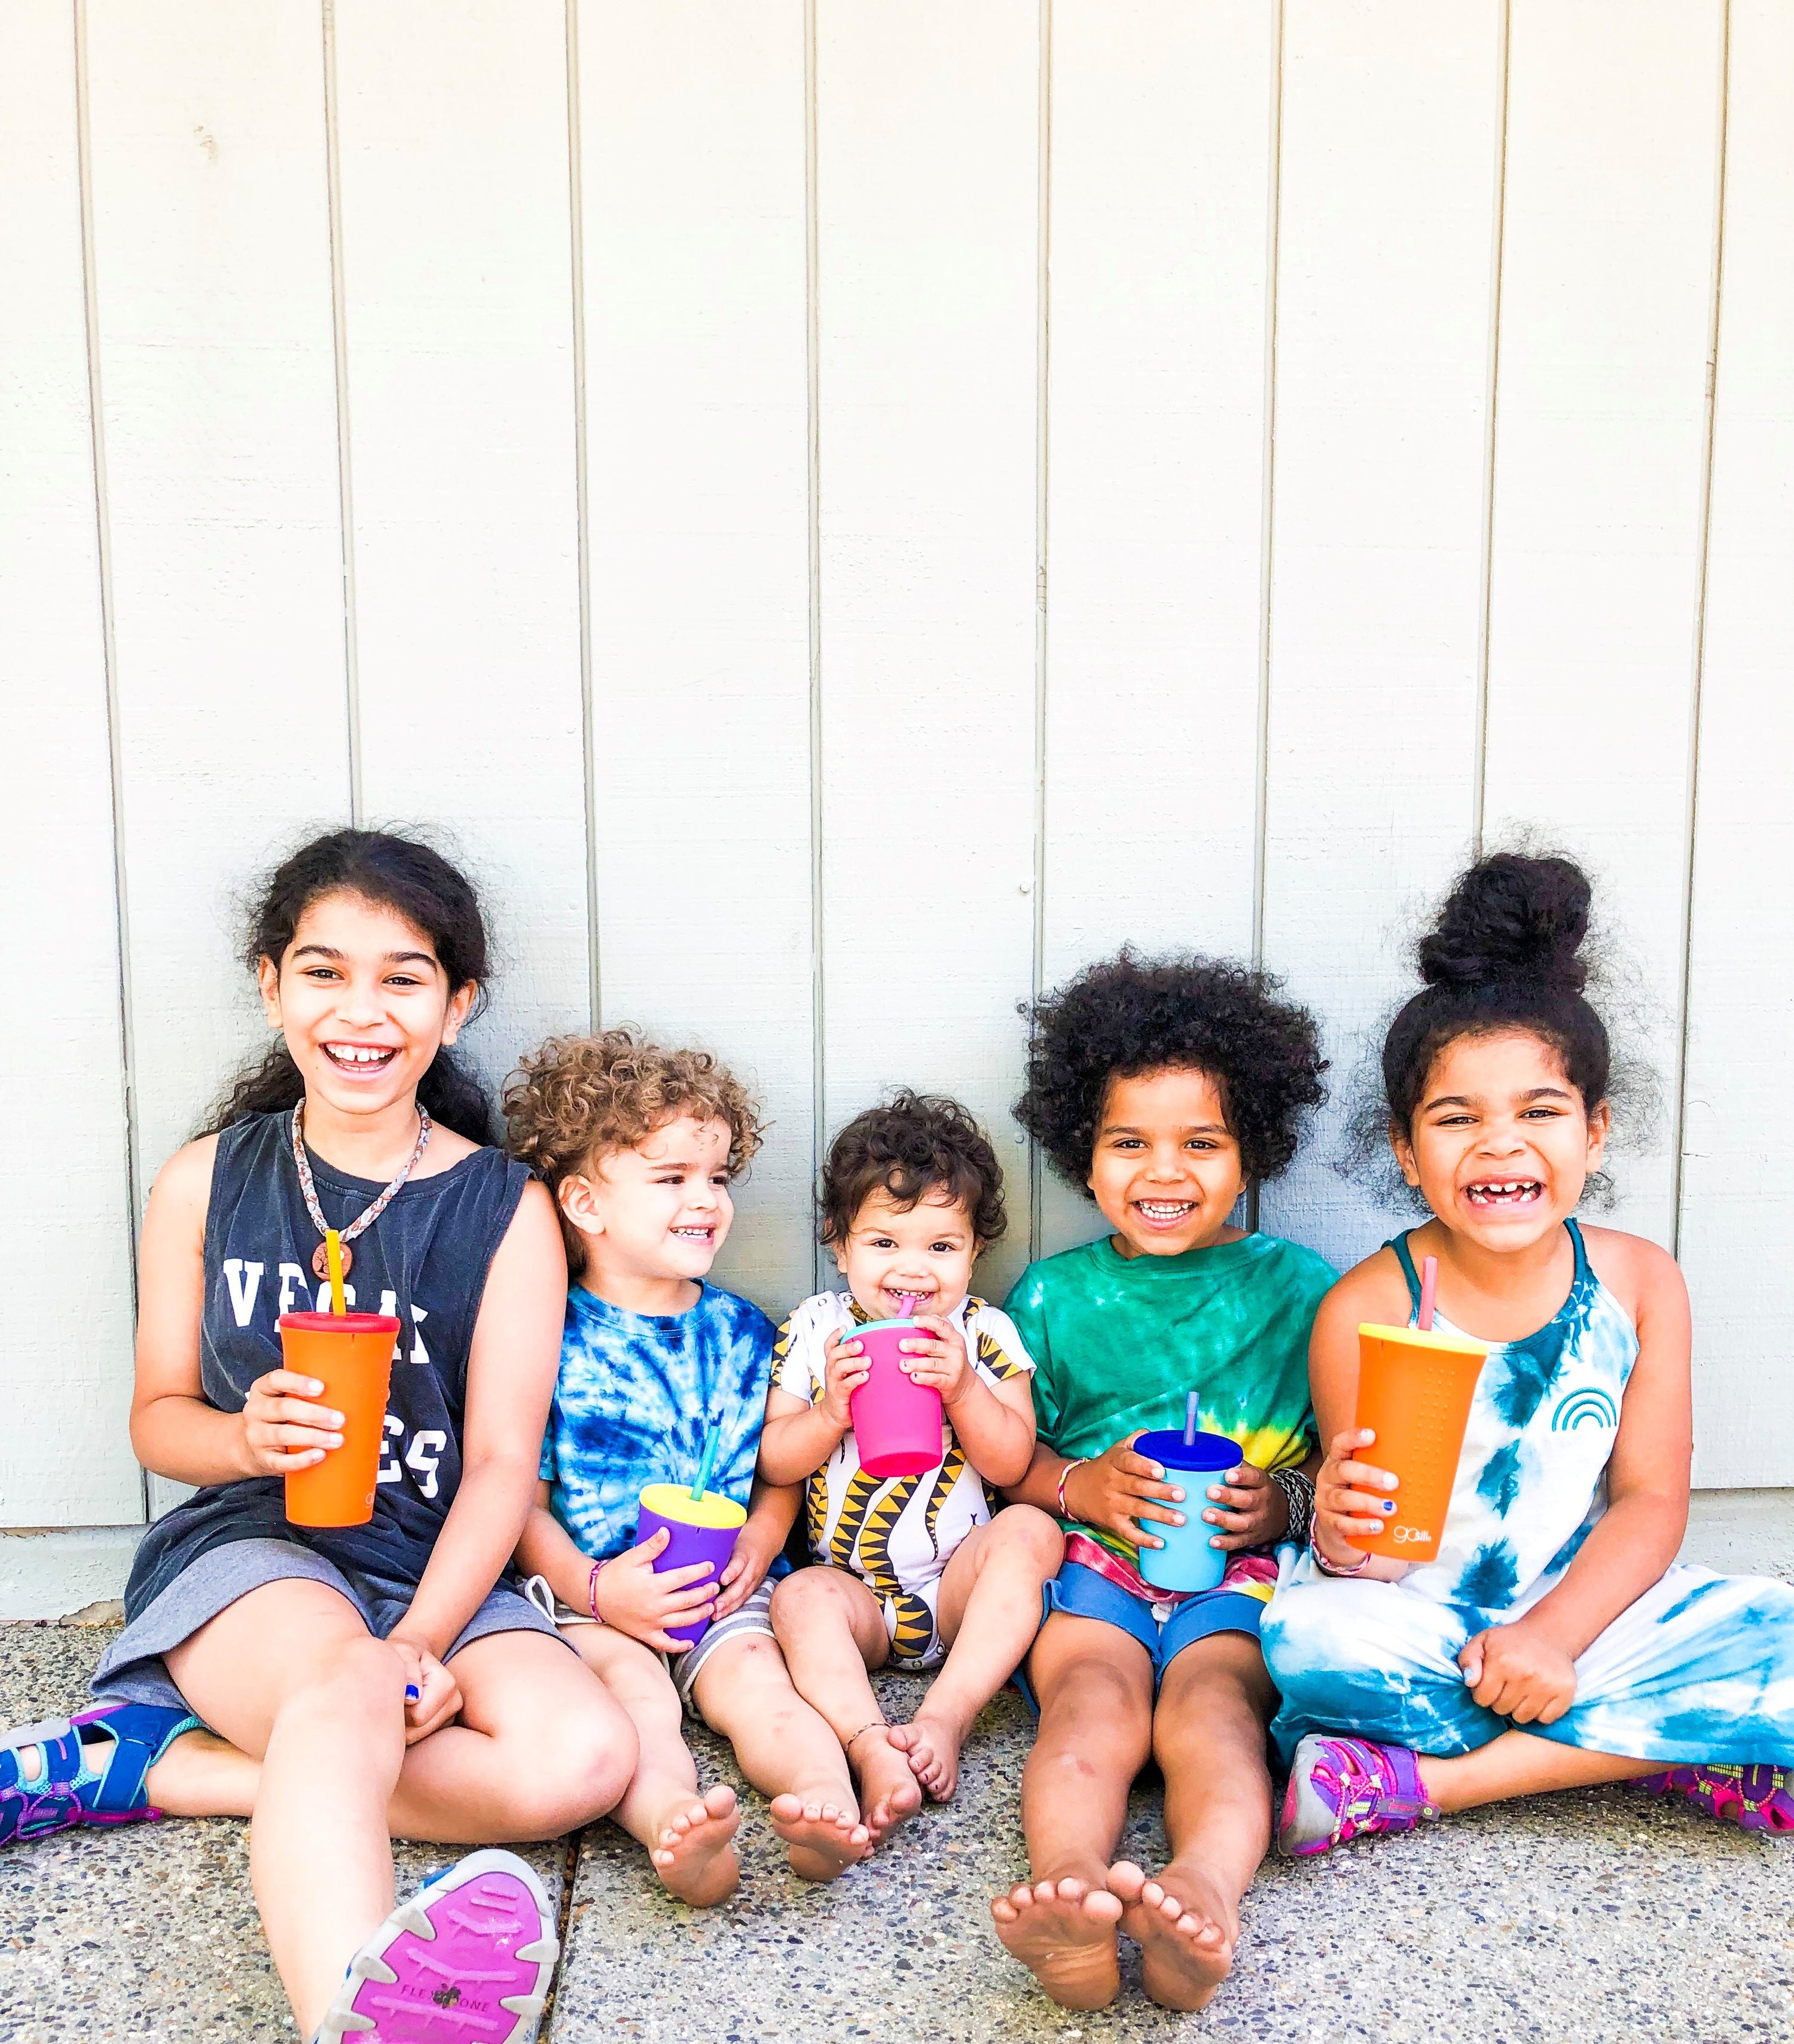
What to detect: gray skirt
<box><xmin>91</xmin><ymin>1536</ymin><xmax>568</xmax><ymax>1714</ymax></box>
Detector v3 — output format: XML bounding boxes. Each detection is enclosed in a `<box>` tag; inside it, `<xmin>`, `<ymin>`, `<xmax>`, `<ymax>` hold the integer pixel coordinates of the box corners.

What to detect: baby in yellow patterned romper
<box><xmin>759</xmin><ymin>1091</ymin><xmax>1064</xmax><ymax>1843</ymax></box>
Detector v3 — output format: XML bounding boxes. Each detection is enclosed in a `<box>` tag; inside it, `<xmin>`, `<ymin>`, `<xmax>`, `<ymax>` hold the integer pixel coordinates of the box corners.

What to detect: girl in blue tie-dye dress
<box><xmin>1262</xmin><ymin>853</ymin><xmax>1794</xmax><ymax>1853</ymax></box>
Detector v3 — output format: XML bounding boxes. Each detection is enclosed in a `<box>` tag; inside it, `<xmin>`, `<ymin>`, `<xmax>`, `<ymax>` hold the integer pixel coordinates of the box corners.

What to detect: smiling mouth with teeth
<box><xmin>322</xmin><ymin>1042</ymin><xmax>398</xmax><ymax>1070</ymax></box>
<box><xmin>1465</xmin><ymin>1180</ymin><xmax>1543</xmax><ymax>1205</ymax></box>
<box><xmin>1135</xmin><ymin>1199</ymin><xmax>1196</xmax><ymax>1221</ymax></box>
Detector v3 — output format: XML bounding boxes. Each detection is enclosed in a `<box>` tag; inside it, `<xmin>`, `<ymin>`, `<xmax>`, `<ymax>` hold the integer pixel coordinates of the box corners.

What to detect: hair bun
<box><xmin>1418</xmin><ymin>852</ymin><xmax>1591</xmax><ymax>993</ymax></box>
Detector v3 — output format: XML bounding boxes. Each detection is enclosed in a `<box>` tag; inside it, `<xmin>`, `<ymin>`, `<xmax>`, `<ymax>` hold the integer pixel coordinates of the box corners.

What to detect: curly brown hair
<box><xmin>818</xmin><ymin>1090</ymin><xmax>1008</xmax><ymax>1251</ymax></box>
<box><xmin>504</xmin><ymin>1029</ymin><xmax>765</xmax><ymax>1274</ymax></box>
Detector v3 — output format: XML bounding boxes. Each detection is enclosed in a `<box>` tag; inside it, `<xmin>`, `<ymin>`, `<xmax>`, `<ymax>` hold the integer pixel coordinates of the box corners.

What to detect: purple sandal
<box><xmin>316</xmin><ymin>1849</ymin><xmax>559</xmax><ymax>2043</ymax></box>
<box><xmin>1279</xmin><ymin>1732</ymin><xmax>1440</xmax><ymax>1857</ymax></box>
<box><xmin>1640</xmin><ymin>1764</ymin><xmax>1794</xmax><ymax>1837</ymax></box>
<box><xmin>1</xmin><ymin>1701</ymin><xmax>199</xmax><ymax>1846</ymax></box>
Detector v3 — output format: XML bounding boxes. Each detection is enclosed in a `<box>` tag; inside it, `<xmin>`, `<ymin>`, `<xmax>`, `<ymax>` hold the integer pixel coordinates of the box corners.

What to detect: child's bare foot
<box><xmin>648</xmin><ymin>1783</ymin><xmax>740</xmax><ymax>1906</ymax></box>
<box><xmin>847</xmin><ymin>1724</ymin><xmax>924</xmax><ymax>1842</ymax></box>
<box><xmin>1107</xmin><ymin>1858</ymin><xmax>1236</xmax><ymax>2011</ymax></box>
<box><xmin>887</xmin><ymin>1712</ymin><xmax>966</xmax><ymax>1801</ymax></box>
<box><xmin>990</xmin><ymin>1875</ymin><xmax>1124</xmax><ymax>2011</ymax></box>
<box><xmin>768</xmin><ymin>1792</ymin><xmax>872</xmax><ymax>1881</ymax></box>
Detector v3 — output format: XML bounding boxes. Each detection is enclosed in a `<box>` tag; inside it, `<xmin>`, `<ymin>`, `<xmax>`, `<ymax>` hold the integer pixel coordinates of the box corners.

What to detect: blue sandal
<box><xmin>1</xmin><ymin>1700</ymin><xmax>200</xmax><ymax>1845</ymax></box>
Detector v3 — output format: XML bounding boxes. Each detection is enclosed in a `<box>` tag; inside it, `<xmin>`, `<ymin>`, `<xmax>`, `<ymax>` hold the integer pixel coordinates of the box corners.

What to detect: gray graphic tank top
<box><xmin>123</xmin><ymin>1110</ymin><xmax>530</xmax><ymax>1624</ymax></box>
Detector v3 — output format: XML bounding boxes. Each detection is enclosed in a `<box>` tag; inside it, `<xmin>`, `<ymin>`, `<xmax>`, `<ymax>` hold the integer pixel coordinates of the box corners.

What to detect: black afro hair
<box><xmin>1015</xmin><ymin>950</ymin><xmax>1327</xmax><ymax>1192</ymax></box>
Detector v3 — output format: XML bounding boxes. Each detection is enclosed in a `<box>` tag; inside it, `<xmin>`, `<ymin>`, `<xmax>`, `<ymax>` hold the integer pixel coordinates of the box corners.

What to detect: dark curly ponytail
<box><xmin>198</xmin><ymin>829</ymin><xmax>500</xmax><ymax>1146</ymax></box>
<box><xmin>1382</xmin><ymin>852</ymin><xmax>1610</xmax><ymax>1135</ymax></box>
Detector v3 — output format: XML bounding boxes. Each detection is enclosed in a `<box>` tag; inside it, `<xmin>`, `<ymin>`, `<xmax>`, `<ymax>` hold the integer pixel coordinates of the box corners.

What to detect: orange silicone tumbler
<box><xmin>277</xmin><ymin>1311</ymin><xmax>401</xmax><ymax>1529</ymax></box>
<box><xmin>1349</xmin><ymin>1323</ymin><xmax>1488</xmax><ymax>1563</ymax></box>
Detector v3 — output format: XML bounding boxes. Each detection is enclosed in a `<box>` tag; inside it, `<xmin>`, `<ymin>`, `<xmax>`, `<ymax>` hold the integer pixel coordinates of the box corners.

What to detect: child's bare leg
<box><xmin>890</xmin><ymin>1507</ymin><xmax>1062</xmax><ymax>1801</ymax></box>
<box><xmin>990</xmin><ymin>1615</ymin><xmax>1151</xmax><ymax>2012</ymax></box>
<box><xmin>691</xmin><ymin>1632</ymin><xmax>871</xmax><ymax>1880</ymax></box>
<box><xmin>1108</xmin><ymin>1630</ymin><xmax>1273</xmax><ymax>2012</ymax></box>
<box><xmin>161</xmin><ymin>1582</ymin><xmax>410</xmax><ymax>2042</ymax></box>
<box><xmin>568</xmin><ymin>1627</ymin><xmax>739</xmax><ymax>1905</ymax></box>
<box><xmin>1418</xmin><ymin>1731</ymin><xmax>1658</xmax><ymax>1811</ymax></box>
<box><xmin>142</xmin><ymin>1727</ymin><xmax>262</xmax><ymax>1817</ymax></box>
<box><xmin>769</xmin><ymin>1569</ymin><xmax>922</xmax><ymax>1842</ymax></box>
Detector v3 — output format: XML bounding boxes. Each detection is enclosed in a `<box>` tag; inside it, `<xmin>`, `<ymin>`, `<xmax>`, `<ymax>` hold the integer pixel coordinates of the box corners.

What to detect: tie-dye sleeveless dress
<box><xmin>1262</xmin><ymin>1221</ymin><xmax>1794</xmax><ymax>1767</ymax></box>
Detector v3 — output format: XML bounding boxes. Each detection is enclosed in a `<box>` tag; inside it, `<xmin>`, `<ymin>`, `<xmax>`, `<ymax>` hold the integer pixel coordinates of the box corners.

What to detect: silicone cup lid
<box><xmin>1133</xmin><ymin>1427</ymin><xmax>1241</xmax><ymax>1473</ymax></box>
<box><xmin>277</xmin><ymin>1311</ymin><xmax>403</xmax><ymax>1334</ymax></box>
<box><xmin>852</xmin><ymin>1317</ymin><xmax>924</xmax><ymax>1335</ymax></box>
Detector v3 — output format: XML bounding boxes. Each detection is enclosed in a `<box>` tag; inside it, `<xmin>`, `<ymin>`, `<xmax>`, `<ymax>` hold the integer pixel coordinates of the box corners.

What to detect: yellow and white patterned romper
<box><xmin>774</xmin><ymin>1291</ymin><xmax>1036</xmax><ymax>1670</ymax></box>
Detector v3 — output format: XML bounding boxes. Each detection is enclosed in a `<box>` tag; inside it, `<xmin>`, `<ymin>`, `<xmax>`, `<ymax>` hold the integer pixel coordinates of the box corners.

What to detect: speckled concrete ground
<box><xmin>3</xmin><ymin>1628</ymin><xmax>1790</xmax><ymax>2044</ymax></box>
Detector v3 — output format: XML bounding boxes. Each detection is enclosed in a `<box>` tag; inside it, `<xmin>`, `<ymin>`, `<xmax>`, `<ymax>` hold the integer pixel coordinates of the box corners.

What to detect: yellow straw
<box><xmin>324</xmin><ymin>1229</ymin><xmax>347</xmax><ymax>1316</ymax></box>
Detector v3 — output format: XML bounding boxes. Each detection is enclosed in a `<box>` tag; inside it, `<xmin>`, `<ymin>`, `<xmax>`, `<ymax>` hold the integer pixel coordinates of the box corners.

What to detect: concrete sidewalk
<box><xmin>2</xmin><ymin>1622</ymin><xmax>1789</xmax><ymax>2044</ymax></box>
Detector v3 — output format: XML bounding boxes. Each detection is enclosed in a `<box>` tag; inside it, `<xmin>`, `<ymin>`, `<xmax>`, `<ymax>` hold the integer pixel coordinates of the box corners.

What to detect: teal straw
<box><xmin>689</xmin><ymin>1418</ymin><xmax>722</xmax><ymax>1503</ymax></box>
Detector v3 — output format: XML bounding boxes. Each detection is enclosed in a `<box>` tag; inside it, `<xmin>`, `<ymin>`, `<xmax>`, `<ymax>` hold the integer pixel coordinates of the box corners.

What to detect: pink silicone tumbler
<box><xmin>847</xmin><ymin>1319</ymin><xmax>945</xmax><ymax>1479</ymax></box>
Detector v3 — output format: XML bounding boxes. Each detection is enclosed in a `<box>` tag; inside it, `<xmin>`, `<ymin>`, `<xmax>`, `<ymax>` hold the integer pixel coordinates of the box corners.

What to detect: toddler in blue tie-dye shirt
<box><xmin>508</xmin><ymin>1030</ymin><xmax>881</xmax><ymax>1902</ymax></box>
<box><xmin>1264</xmin><ymin>853</ymin><xmax>1794</xmax><ymax>1854</ymax></box>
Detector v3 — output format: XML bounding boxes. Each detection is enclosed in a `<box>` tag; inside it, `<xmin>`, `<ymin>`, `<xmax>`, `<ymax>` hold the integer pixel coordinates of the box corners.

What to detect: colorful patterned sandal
<box><xmin>315</xmin><ymin>1849</ymin><xmax>559</xmax><ymax>2043</ymax></box>
<box><xmin>1279</xmin><ymin>1733</ymin><xmax>1439</xmax><ymax>1857</ymax></box>
<box><xmin>1</xmin><ymin>1700</ymin><xmax>199</xmax><ymax>1846</ymax></box>
<box><xmin>1640</xmin><ymin>1764</ymin><xmax>1794</xmax><ymax>1836</ymax></box>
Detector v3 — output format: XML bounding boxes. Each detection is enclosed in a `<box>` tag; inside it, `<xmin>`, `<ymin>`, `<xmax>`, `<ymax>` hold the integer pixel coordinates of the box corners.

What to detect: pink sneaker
<box><xmin>1279</xmin><ymin>1734</ymin><xmax>1439</xmax><ymax>1857</ymax></box>
<box><xmin>1641</xmin><ymin>1764</ymin><xmax>1794</xmax><ymax>1837</ymax></box>
<box><xmin>315</xmin><ymin>1849</ymin><xmax>559</xmax><ymax>2042</ymax></box>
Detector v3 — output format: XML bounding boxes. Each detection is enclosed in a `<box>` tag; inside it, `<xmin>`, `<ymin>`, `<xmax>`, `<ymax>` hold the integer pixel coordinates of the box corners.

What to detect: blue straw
<box><xmin>689</xmin><ymin>1418</ymin><xmax>722</xmax><ymax>1503</ymax></box>
<box><xmin>1184</xmin><ymin>1391</ymin><xmax>1199</xmax><ymax>1447</ymax></box>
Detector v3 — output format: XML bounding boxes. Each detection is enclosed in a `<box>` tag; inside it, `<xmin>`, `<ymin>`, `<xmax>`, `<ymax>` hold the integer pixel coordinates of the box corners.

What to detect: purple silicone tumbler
<box><xmin>635</xmin><ymin>1484</ymin><xmax>746</xmax><ymax>1649</ymax></box>
<box><xmin>847</xmin><ymin>1319</ymin><xmax>945</xmax><ymax>1480</ymax></box>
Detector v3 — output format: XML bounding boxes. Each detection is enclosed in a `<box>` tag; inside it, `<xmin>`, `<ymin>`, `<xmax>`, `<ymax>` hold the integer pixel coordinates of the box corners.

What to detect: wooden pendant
<box><xmin>311</xmin><ymin>1238</ymin><xmax>354</xmax><ymax>1280</ymax></box>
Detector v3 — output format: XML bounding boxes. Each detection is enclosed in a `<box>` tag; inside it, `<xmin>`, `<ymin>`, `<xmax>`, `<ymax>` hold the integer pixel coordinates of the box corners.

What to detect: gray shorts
<box><xmin>91</xmin><ymin>1536</ymin><xmax>567</xmax><ymax>1714</ymax></box>
<box><xmin>522</xmin><ymin>1574</ymin><xmax>777</xmax><ymax>1714</ymax></box>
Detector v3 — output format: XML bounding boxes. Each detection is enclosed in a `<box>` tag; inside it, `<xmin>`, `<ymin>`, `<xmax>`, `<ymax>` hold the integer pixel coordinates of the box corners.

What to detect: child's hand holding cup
<box><xmin>819</xmin><ymin>1325</ymin><xmax>870</xmax><ymax>1427</ymax></box>
<box><xmin>896</xmin><ymin>1313</ymin><xmax>973</xmax><ymax>1405</ymax></box>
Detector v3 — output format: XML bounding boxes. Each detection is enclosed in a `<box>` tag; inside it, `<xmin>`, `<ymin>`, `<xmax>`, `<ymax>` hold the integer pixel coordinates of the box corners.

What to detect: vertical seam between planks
<box><xmin>1028</xmin><ymin>0</ymin><xmax>1051</xmax><ymax>1265</ymax></box>
<box><xmin>565</xmin><ymin>0</ymin><xmax>600</xmax><ymax>1030</ymax></box>
<box><xmin>1250</xmin><ymin>0</ymin><xmax>1283</xmax><ymax>980</ymax></box>
<box><xmin>805</xmin><ymin>0</ymin><xmax>826</xmax><ymax>1292</ymax></box>
<box><xmin>1671</xmin><ymin>0</ymin><xmax>1731</xmax><ymax>1265</ymax></box>
<box><xmin>74</xmin><ymin>0</ymin><xmax>145</xmax><ymax>1524</ymax></box>
<box><xmin>321</xmin><ymin>0</ymin><xmax>362</xmax><ymax>825</ymax></box>
<box><xmin>1247</xmin><ymin>0</ymin><xmax>1286</xmax><ymax>1237</ymax></box>
<box><xmin>1471</xmin><ymin>0</ymin><xmax>1512</xmax><ymax>859</ymax></box>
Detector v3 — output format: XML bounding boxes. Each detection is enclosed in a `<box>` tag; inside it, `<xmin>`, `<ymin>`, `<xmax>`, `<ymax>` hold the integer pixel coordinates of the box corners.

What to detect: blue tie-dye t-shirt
<box><xmin>540</xmin><ymin>1281</ymin><xmax>785</xmax><ymax>1568</ymax></box>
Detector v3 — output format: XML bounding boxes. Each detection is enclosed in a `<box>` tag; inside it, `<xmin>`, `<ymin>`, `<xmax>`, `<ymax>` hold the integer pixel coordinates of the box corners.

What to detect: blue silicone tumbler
<box><xmin>1133</xmin><ymin>1408</ymin><xmax>1240</xmax><ymax>1594</ymax></box>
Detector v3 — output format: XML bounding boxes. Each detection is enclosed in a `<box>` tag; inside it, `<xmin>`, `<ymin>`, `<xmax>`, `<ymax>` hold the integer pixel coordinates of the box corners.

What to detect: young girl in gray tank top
<box><xmin>1</xmin><ymin>831</ymin><xmax>636</xmax><ymax>2044</ymax></box>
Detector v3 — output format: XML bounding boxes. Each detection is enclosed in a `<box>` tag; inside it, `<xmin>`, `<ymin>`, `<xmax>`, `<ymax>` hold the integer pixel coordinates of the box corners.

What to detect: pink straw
<box><xmin>898</xmin><ymin>1292</ymin><xmax>922</xmax><ymax>1319</ymax></box>
<box><xmin>1418</xmin><ymin>1255</ymin><xmax>1439</xmax><ymax>1332</ymax></box>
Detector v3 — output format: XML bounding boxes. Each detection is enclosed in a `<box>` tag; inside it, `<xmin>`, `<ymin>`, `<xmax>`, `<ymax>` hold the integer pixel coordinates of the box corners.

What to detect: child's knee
<box><xmin>770</xmin><ymin>1567</ymin><xmax>859</xmax><ymax>1639</ymax></box>
<box><xmin>988</xmin><ymin>1503</ymin><xmax>1064</xmax><ymax>1572</ymax></box>
<box><xmin>532</xmin><ymin>1706</ymin><xmax>638</xmax><ymax>1831</ymax></box>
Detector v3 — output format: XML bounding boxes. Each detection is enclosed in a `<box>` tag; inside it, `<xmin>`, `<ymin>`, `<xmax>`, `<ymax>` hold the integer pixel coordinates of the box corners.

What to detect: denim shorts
<box><xmin>1014</xmin><ymin>1558</ymin><xmax>1268</xmax><ymax>1711</ymax></box>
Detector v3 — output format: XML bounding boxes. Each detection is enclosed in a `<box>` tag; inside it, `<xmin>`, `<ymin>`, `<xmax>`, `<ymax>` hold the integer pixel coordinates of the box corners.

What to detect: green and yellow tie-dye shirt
<box><xmin>1005</xmin><ymin>1231</ymin><xmax>1335</xmax><ymax>1561</ymax></box>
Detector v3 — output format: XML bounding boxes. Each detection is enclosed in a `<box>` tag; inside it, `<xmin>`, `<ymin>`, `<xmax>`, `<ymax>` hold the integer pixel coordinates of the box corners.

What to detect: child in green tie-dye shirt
<box><xmin>988</xmin><ymin>953</ymin><xmax>1332</xmax><ymax>2018</ymax></box>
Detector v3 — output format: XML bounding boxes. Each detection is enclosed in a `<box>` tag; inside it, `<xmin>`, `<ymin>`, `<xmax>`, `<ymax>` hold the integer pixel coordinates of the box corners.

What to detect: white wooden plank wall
<box><xmin>0</xmin><ymin>0</ymin><xmax>139</xmax><ymax>1524</ymax></box>
<box><xmin>1679</xmin><ymin>0</ymin><xmax>1794</xmax><ymax>1487</ymax></box>
<box><xmin>578</xmin><ymin>0</ymin><xmax>816</xmax><ymax>1308</ymax></box>
<box><xmin>334</xmin><ymin>0</ymin><xmax>590</xmax><ymax>1099</ymax></box>
<box><xmin>85</xmin><ymin>0</ymin><xmax>352</xmax><ymax>1195</ymax></box>
<box><xmin>1039</xmin><ymin>0</ymin><xmax>1274</xmax><ymax>1258</ymax></box>
<box><xmin>1258</xmin><ymin>0</ymin><xmax>1504</xmax><ymax>1276</ymax></box>
<box><xmin>815</xmin><ymin>0</ymin><xmax>1043</xmax><ymax>1298</ymax></box>
<box><xmin>1480</xmin><ymin>0</ymin><xmax>1725</xmax><ymax>1246</ymax></box>
<box><xmin>6</xmin><ymin>0</ymin><xmax>1793</xmax><ymax>1558</ymax></box>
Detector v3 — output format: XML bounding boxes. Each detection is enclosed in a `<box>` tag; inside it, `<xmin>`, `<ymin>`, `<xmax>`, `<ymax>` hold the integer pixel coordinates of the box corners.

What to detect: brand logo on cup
<box><xmin>1391</xmin><ymin>1523</ymin><xmax>1433</xmax><ymax>1544</ymax></box>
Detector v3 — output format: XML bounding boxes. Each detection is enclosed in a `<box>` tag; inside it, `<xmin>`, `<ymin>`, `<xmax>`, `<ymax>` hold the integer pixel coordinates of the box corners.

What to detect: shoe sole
<box><xmin>318</xmin><ymin>1848</ymin><xmax>559</xmax><ymax>2042</ymax></box>
<box><xmin>1277</xmin><ymin>1734</ymin><xmax>1339</xmax><ymax>1857</ymax></box>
